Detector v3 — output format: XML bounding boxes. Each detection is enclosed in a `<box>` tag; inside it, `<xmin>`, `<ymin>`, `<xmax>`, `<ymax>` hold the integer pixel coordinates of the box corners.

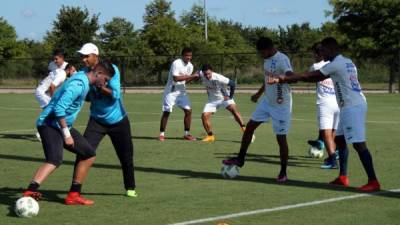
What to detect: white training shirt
<box><xmin>36</xmin><ymin>69</ymin><xmax>67</xmax><ymax>95</ymax></box>
<box><xmin>264</xmin><ymin>51</ymin><xmax>293</xmax><ymax>106</ymax></box>
<box><xmin>48</xmin><ymin>61</ymin><xmax>68</xmax><ymax>72</ymax></box>
<box><xmin>199</xmin><ymin>71</ymin><xmax>230</xmax><ymax>102</ymax></box>
<box><xmin>310</xmin><ymin>60</ymin><xmax>337</xmax><ymax>105</ymax></box>
<box><xmin>164</xmin><ymin>58</ymin><xmax>193</xmax><ymax>94</ymax></box>
<box><xmin>319</xmin><ymin>54</ymin><xmax>366</xmax><ymax>108</ymax></box>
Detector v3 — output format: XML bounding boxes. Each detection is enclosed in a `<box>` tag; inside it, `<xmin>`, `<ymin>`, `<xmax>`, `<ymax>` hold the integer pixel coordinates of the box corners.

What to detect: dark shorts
<box><xmin>38</xmin><ymin>125</ymin><xmax>95</xmax><ymax>167</ymax></box>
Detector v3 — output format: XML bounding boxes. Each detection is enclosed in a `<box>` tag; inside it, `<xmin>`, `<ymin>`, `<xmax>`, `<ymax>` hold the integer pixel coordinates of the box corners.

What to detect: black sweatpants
<box><xmin>38</xmin><ymin>125</ymin><xmax>95</xmax><ymax>167</ymax></box>
<box><xmin>83</xmin><ymin>116</ymin><xmax>136</xmax><ymax>190</ymax></box>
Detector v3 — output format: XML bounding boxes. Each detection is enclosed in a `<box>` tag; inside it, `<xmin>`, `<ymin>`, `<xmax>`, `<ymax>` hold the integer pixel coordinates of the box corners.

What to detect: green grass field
<box><xmin>0</xmin><ymin>93</ymin><xmax>399</xmax><ymax>225</ymax></box>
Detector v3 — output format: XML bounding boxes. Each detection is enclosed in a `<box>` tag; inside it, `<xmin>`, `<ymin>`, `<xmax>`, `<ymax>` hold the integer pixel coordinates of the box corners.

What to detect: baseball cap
<box><xmin>77</xmin><ymin>43</ymin><xmax>99</xmax><ymax>55</ymax></box>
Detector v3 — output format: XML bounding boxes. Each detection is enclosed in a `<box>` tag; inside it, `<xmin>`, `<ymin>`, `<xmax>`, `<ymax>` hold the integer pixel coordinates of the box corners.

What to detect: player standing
<box><xmin>267</xmin><ymin>37</ymin><xmax>380</xmax><ymax>192</ymax></box>
<box><xmin>159</xmin><ymin>47</ymin><xmax>198</xmax><ymax>141</ymax></box>
<box><xmin>23</xmin><ymin>62</ymin><xmax>114</xmax><ymax>204</ymax></box>
<box><xmin>223</xmin><ymin>37</ymin><xmax>294</xmax><ymax>182</ymax></box>
<box><xmin>198</xmin><ymin>64</ymin><xmax>247</xmax><ymax>142</ymax></box>
<box><xmin>70</xmin><ymin>43</ymin><xmax>137</xmax><ymax>197</ymax></box>
<box><xmin>309</xmin><ymin>42</ymin><xmax>339</xmax><ymax>169</ymax></box>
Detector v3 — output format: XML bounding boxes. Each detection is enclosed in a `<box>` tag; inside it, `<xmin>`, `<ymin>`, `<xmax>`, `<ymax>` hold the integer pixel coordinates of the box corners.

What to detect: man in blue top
<box><xmin>72</xmin><ymin>43</ymin><xmax>137</xmax><ymax>197</ymax></box>
<box><xmin>23</xmin><ymin>61</ymin><xmax>115</xmax><ymax>205</ymax></box>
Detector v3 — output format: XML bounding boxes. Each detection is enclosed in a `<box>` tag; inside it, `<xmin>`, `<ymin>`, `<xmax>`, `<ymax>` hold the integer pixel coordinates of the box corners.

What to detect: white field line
<box><xmin>167</xmin><ymin>189</ymin><xmax>400</xmax><ymax>225</ymax></box>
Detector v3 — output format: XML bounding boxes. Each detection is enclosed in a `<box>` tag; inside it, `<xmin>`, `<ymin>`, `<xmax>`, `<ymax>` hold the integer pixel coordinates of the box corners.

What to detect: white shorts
<box><xmin>317</xmin><ymin>103</ymin><xmax>340</xmax><ymax>130</ymax></box>
<box><xmin>336</xmin><ymin>103</ymin><xmax>367</xmax><ymax>143</ymax></box>
<box><xmin>251</xmin><ymin>97</ymin><xmax>292</xmax><ymax>135</ymax></box>
<box><xmin>35</xmin><ymin>89</ymin><xmax>51</xmax><ymax>108</ymax></box>
<box><xmin>203</xmin><ymin>99</ymin><xmax>235</xmax><ymax>113</ymax></box>
<box><xmin>162</xmin><ymin>91</ymin><xmax>191</xmax><ymax>112</ymax></box>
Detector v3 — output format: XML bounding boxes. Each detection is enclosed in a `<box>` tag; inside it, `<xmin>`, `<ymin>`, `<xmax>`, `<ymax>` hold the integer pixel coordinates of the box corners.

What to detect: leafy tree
<box><xmin>45</xmin><ymin>5</ymin><xmax>99</xmax><ymax>60</ymax></box>
<box><xmin>329</xmin><ymin>0</ymin><xmax>400</xmax><ymax>92</ymax></box>
<box><xmin>0</xmin><ymin>17</ymin><xmax>26</xmax><ymax>60</ymax></box>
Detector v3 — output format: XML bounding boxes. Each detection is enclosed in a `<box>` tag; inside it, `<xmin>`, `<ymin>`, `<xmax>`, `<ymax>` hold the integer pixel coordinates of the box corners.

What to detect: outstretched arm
<box><xmin>267</xmin><ymin>70</ymin><xmax>326</xmax><ymax>84</ymax></box>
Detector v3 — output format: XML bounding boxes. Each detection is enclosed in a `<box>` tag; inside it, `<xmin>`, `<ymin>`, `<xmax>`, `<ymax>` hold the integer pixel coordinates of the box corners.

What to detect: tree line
<box><xmin>0</xmin><ymin>0</ymin><xmax>399</xmax><ymax>92</ymax></box>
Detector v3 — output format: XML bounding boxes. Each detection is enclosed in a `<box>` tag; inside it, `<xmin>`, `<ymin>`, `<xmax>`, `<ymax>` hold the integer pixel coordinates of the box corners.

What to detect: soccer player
<box><xmin>159</xmin><ymin>47</ymin><xmax>199</xmax><ymax>141</ymax></box>
<box><xmin>71</xmin><ymin>43</ymin><xmax>137</xmax><ymax>197</ymax></box>
<box><xmin>309</xmin><ymin>42</ymin><xmax>340</xmax><ymax>169</ymax></box>
<box><xmin>23</xmin><ymin>61</ymin><xmax>115</xmax><ymax>204</ymax></box>
<box><xmin>198</xmin><ymin>64</ymin><xmax>246</xmax><ymax>142</ymax></box>
<box><xmin>223</xmin><ymin>37</ymin><xmax>294</xmax><ymax>183</ymax></box>
<box><xmin>267</xmin><ymin>37</ymin><xmax>381</xmax><ymax>192</ymax></box>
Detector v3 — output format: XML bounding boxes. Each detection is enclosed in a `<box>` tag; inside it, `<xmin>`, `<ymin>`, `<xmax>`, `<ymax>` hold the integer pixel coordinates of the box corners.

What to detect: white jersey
<box><xmin>36</xmin><ymin>69</ymin><xmax>67</xmax><ymax>94</ymax></box>
<box><xmin>310</xmin><ymin>60</ymin><xmax>337</xmax><ymax>105</ymax></box>
<box><xmin>264</xmin><ymin>51</ymin><xmax>293</xmax><ymax>106</ymax></box>
<box><xmin>164</xmin><ymin>58</ymin><xmax>193</xmax><ymax>94</ymax></box>
<box><xmin>320</xmin><ymin>54</ymin><xmax>366</xmax><ymax>108</ymax></box>
<box><xmin>48</xmin><ymin>61</ymin><xmax>68</xmax><ymax>72</ymax></box>
<box><xmin>199</xmin><ymin>71</ymin><xmax>230</xmax><ymax>102</ymax></box>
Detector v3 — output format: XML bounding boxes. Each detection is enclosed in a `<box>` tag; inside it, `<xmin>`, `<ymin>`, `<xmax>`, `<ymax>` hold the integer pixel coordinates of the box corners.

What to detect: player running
<box><xmin>159</xmin><ymin>47</ymin><xmax>199</xmax><ymax>141</ymax></box>
<box><xmin>223</xmin><ymin>37</ymin><xmax>294</xmax><ymax>183</ymax></box>
<box><xmin>23</xmin><ymin>61</ymin><xmax>115</xmax><ymax>204</ymax></box>
<box><xmin>309</xmin><ymin>42</ymin><xmax>340</xmax><ymax>169</ymax></box>
<box><xmin>198</xmin><ymin>64</ymin><xmax>247</xmax><ymax>142</ymax></box>
<box><xmin>267</xmin><ymin>37</ymin><xmax>380</xmax><ymax>192</ymax></box>
<box><xmin>71</xmin><ymin>43</ymin><xmax>137</xmax><ymax>198</ymax></box>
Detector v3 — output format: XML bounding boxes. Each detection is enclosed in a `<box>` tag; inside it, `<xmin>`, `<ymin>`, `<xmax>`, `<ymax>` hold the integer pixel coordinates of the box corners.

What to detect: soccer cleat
<box><xmin>321</xmin><ymin>157</ymin><xmax>338</xmax><ymax>169</ymax></box>
<box><xmin>356</xmin><ymin>180</ymin><xmax>381</xmax><ymax>192</ymax></box>
<box><xmin>126</xmin><ymin>190</ymin><xmax>138</xmax><ymax>197</ymax></box>
<box><xmin>277</xmin><ymin>174</ymin><xmax>288</xmax><ymax>183</ymax></box>
<box><xmin>65</xmin><ymin>192</ymin><xmax>94</xmax><ymax>205</ymax></box>
<box><xmin>329</xmin><ymin>175</ymin><xmax>349</xmax><ymax>187</ymax></box>
<box><xmin>202</xmin><ymin>135</ymin><xmax>215</xmax><ymax>142</ymax></box>
<box><xmin>183</xmin><ymin>134</ymin><xmax>196</xmax><ymax>141</ymax></box>
<box><xmin>222</xmin><ymin>157</ymin><xmax>244</xmax><ymax>167</ymax></box>
<box><xmin>308</xmin><ymin>139</ymin><xmax>325</xmax><ymax>150</ymax></box>
<box><xmin>158</xmin><ymin>135</ymin><xmax>165</xmax><ymax>141</ymax></box>
<box><xmin>23</xmin><ymin>190</ymin><xmax>42</xmax><ymax>201</ymax></box>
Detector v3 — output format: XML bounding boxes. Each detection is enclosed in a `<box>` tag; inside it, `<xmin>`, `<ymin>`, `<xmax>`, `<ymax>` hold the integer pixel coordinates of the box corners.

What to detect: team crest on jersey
<box><xmin>349</xmin><ymin>75</ymin><xmax>361</xmax><ymax>92</ymax></box>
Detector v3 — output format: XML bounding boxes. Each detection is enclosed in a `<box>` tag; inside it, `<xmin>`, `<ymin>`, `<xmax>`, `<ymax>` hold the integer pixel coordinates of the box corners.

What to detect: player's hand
<box><xmin>266</xmin><ymin>76</ymin><xmax>280</xmax><ymax>84</ymax></box>
<box><xmin>64</xmin><ymin>136</ymin><xmax>74</xmax><ymax>147</ymax></box>
<box><xmin>251</xmin><ymin>93</ymin><xmax>260</xmax><ymax>103</ymax></box>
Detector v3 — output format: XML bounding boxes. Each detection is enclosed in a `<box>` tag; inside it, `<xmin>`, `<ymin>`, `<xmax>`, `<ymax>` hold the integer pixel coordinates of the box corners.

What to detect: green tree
<box><xmin>329</xmin><ymin>0</ymin><xmax>400</xmax><ymax>93</ymax></box>
<box><xmin>45</xmin><ymin>5</ymin><xmax>99</xmax><ymax>60</ymax></box>
<box><xmin>0</xmin><ymin>17</ymin><xmax>26</xmax><ymax>60</ymax></box>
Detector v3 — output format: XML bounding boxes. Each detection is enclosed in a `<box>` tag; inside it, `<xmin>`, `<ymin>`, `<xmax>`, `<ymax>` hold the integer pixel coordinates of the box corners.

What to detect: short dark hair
<box><xmin>256</xmin><ymin>37</ymin><xmax>274</xmax><ymax>50</ymax></box>
<box><xmin>321</xmin><ymin>37</ymin><xmax>339</xmax><ymax>50</ymax></box>
<box><xmin>64</xmin><ymin>63</ymin><xmax>73</xmax><ymax>70</ymax></box>
<box><xmin>311</xmin><ymin>42</ymin><xmax>323</xmax><ymax>54</ymax></box>
<box><xmin>53</xmin><ymin>48</ymin><xmax>65</xmax><ymax>57</ymax></box>
<box><xmin>181</xmin><ymin>47</ymin><xmax>193</xmax><ymax>55</ymax></box>
<box><xmin>201</xmin><ymin>64</ymin><xmax>213</xmax><ymax>72</ymax></box>
<box><xmin>95</xmin><ymin>60</ymin><xmax>115</xmax><ymax>77</ymax></box>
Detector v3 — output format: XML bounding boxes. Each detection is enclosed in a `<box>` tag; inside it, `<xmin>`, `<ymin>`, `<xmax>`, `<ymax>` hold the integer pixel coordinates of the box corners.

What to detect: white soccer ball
<box><xmin>221</xmin><ymin>164</ymin><xmax>240</xmax><ymax>179</ymax></box>
<box><xmin>15</xmin><ymin>197</ymin><xmax>39</xmax><ymax>218</ymax></box>
<box><xmin>309</xmin><ymin>146</ymin><xmax>324</xmax><ymax>159</ymax></box>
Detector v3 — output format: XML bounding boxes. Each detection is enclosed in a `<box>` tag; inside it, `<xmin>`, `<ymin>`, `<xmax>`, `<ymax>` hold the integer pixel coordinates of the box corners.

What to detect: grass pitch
<box><xmin>0</xmin><ymin>93</ymin><xmax>399</xmax><ymax>225</ymax></box>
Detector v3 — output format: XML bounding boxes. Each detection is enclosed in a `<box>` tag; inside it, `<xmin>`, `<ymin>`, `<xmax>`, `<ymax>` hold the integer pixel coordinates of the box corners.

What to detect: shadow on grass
<box><xmin>0</xmin><ymin>133</ymin><xmax>39</xmax><ymax>142</ymax></box>
<box><xmin>0</xmin><ymin>153</ymin><xmax>398</xmax><ymax>202</ymax></box>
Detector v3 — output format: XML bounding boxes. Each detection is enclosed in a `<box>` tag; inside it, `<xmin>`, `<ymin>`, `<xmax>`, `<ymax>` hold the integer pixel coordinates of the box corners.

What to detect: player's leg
<box><xmin>276</xmin><ymin>134</ymin><xmax>289</xmax><ymax>182</ymax></box>
<box><xmin>320</xmin><ymin>129</ymin><xmax>338</xmax><ymax>169</ymax></box>
<box><xmin>353</xmin><ymin>142</ymin><xmax>380</xmax><ymax>191</ymax></box>
<box><xmin>178</xmin><ymin>94</ymin><xmax>195</xmax><ymax>140</ymax></box>
<box><xmin>108</xmin><ymin>117</ymin><xmax>137</xmax><ymax>197</ymax></box>
<box><xmin>329</xmin><ymin>127</ymin><xmax>349</xmax><ymax>186</ymax></box>
<box><xmin>159</xmin><ymin>92</ymin><xmax>175</xmax><ymax>140</ymax></box>
<box><xmin>24</xmin><ymin>126</ymin><xmax>64</xmax><ymax>200</ymax></box>
<box><xmin>223</xmin><ymin>98</ymin><xmax>268</xmax><ymax>167</ymax></box>
<box><xmin>201</xmin><ymin>112</ymin><xmax>215</xmax><ymax>142</ymax></box>
<box><xmin>225</xmin><ymin>102</ymin><xmax>246</xmax><ymax>129</ymax></box>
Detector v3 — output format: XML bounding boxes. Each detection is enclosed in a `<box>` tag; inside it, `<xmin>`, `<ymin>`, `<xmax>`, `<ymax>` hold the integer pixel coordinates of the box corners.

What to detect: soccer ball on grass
<box><xmin>14</xmin><ymin>197</ymin><xmax>39</xmax><ymax>218</ymax></box>
<box><xmin>221</xmin><ymin>164</ymin><xmax>240</xmax><ymax>179</ymax></box>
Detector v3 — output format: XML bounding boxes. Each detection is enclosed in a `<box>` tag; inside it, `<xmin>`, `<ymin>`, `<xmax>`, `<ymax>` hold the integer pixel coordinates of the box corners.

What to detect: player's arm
<box><xmin>97</xmin><ymin>65</ymin><xmax>120</xmax><ymax>98</ymax></box>
<box><xmin>49</xmin><ymin>70</ymin><xmax>66</xmax><ymax>97</ymax></box>
<box><xmin>225</xmin><ymin>79</ymin><xmax>236</xmax><ymax>100</ymax></box>
<box><xmin>251</xmin><ymin>83</ymin><xmax>265</xmax><ymax>103</ymax></box>
<box><xmin>267</xmin><ymin>70</ymin><xmax>325</xmax><ymax>84</ymax></box>
<box><xmin>48</xmin><ymin>84</ymin><xmax>56</xmax><ymax>97</ymax></box>
<box><xmin>173</xmin><ymin>73</ymin><xmax>199</xmax><ymax>83</ymax></box>
<box><xmin>58</xmin><ymin>117</ymin><xmax>74</xmax><ymax>147</ymax></box>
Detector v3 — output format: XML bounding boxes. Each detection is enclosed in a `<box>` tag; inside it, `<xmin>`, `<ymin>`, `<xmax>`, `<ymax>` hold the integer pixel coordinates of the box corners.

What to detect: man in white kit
<box><xmin>159</xmin><ymin>47</ymin><xmax>199</xmax><ymax>141</ymax></box>
<box><xmin>223</xmin><ymin>37</ymin><xmax>294</xmax><ymax>183</ymax></box>
<box><xmin>198</xmin><ymin>64</ymin><xmax>247</xmax><ymax>142</ymax></box>
<box><xmin>309</xmin><ymin>42</ymin><xmax>339</xmax><ymax>169</ymax></box>
<box><xmin>267</xmin><ymin>37</ymin><xmax>380</xmax><ymax>192</ymax></box>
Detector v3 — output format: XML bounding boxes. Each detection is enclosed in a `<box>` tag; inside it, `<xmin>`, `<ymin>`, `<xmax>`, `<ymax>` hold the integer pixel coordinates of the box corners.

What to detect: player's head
<box><xmin>78</xmin><ymin>43</ymin><xmax>99</xmax><ymax>68</ymax></box>
<box><xmin>181</xmin><ymin>47</ymin><xmax>193</xmax><ymax>63</ymax></box>
<box><xmin>64</xmin><ymin>64</ymin><xmax>77</xmax><ymax>77</ymax></box>
<box><xmin>320</xmin><ymin>37</ymin><xmax>340</xmax><ymax>61</ymax></box>
<box><xmin>201</xmin><ymin>64</ymin><xmax>213</xmax><ymax>80</ymax></box>
<box><xmin>311</xmin><ymin>42</ymin><xmax>324</xmax><ymax>62</ymax></box>
<box><xmin>92</xmin><ymin>60</ymin><xmax>115</xmax><ymax>86</ymax></box>
<box><xmin>52</xmin><ymin>48</ymin><xmax>65</xmax><ymax>67</ymax></box>
<box><xmin>256</xmin><ymin>37</ymin><xmax>275</xmax><ymax>59</ymax></box>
